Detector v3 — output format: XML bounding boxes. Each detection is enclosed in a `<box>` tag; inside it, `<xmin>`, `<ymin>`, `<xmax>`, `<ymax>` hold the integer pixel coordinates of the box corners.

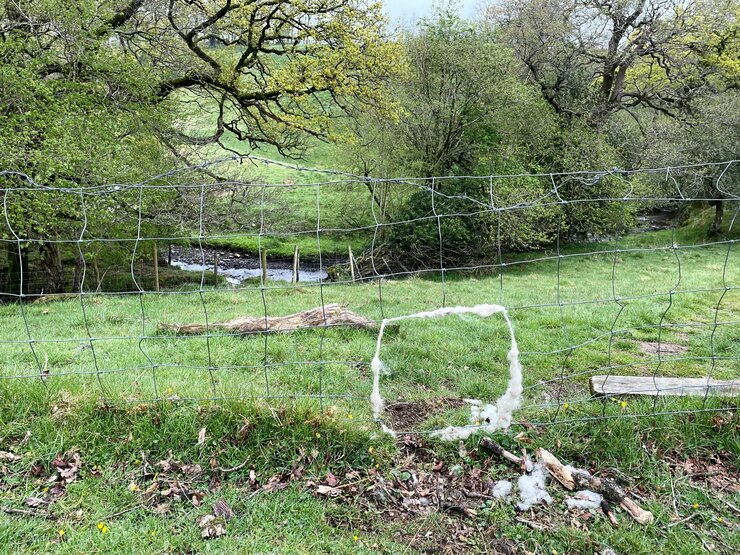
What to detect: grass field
<box><xmin>1</xmin><ymin>209</ymin><xmax>738</xmax><ymax>553</ymax></box>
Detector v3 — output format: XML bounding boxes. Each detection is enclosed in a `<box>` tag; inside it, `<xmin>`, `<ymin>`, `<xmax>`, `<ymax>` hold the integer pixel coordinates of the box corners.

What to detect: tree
<box><xmin>1</xmin><ymin>0</ymin><xmax>401</xmax><ymax>294</ymax></box>
<box><xmin>360</xmin><ymin>4</ymin><xmax>554</xmax><ymax>179</ymax></box>
<box><xmin>491</xmin><ymin>0</ymin><xmax>738</xmax><ymax>126</ymax></box>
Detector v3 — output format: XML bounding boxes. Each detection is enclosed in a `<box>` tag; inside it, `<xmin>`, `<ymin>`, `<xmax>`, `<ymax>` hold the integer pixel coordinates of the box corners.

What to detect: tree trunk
<box><xmin>72</xmin><ymin>250</ymin><xmax>85</xmax><ymax>292</ymax></box>
<box><xmin>40</xmin><ymin>241</ymin><xmax>66</xmax><ymax>294</ymax></box>
<box><xmin>709</xmin><ymin>200</ymin><xmax>724</xmax><ymax>234</ymax></box>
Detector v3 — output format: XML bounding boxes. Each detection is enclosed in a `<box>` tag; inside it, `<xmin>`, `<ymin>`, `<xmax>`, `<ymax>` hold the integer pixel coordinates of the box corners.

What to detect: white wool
<box><xmin>490</xmin><ymin>480</ymin><xmax>513</xmax><ymax>499</ymax></box>
<box><xmin>516</xmin><ymin>463</ymin><xmax>552</xmax><ymax>511</ymax></box>
<box><xmin>523</xmin><ymin>454</ymin><xmax>534</xmax><ymax>473</ymax></box>
<box><xmin>566</xmin><ymin>490</ymin><xmax>603</xmax><ymax>510</ymax></box>
<box><xmin>428</xmin><ymin>424</ymin><xmax>476</xmax><ymax>441</ymax></box>
<box><xmin>370</xmin><ymin>304</ymin><xmax>522</xmax><ymax>440</ymax></box>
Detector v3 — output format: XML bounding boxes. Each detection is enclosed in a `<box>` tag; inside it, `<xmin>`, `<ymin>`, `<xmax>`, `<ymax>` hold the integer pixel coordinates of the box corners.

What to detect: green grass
<box><xmin>178</xmin><ymin>91</ymin><xmax>376</xmax><ymax>260</ymax></box>
<box><xmin>1</xmin><ymin>217</ymin><xmax>738</xmax><ymax>553</ymax></box>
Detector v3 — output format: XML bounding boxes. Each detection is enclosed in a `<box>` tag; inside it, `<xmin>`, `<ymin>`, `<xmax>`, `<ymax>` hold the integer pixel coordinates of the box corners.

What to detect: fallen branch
<box><xmin>536</xmin><ymin>448</ymin><xmax>653</xmax><ymax>524</ymax></box>
<box><xmin>480</xmin><ymin>437</ymin><xmax>522</xmax><ymax>466</ymax></box>
<box><xmin>601</xmin><ymin>499</ymin><xmax>619</xmax><ymax>527</ymax></box>
<box><xmin>158</xmin><ymin>305</ymin><xmax>382</xmax><ymax>336</ymax></box>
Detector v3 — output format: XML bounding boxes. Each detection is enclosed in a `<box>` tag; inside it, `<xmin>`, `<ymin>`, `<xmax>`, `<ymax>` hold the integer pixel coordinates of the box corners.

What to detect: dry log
<box><xmin>158</xmin><ymin>304</ymin><xmax>380</xmax><ymax>336</ymax></box>
<box><xmin>536</xmin><ymin>448</ymin><xmax>653</xmax><ymax>524</ymax></box>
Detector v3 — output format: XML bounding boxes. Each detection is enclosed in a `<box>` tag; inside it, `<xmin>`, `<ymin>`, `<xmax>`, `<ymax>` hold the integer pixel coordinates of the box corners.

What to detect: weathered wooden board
<box><xmin>590</xmin><ymin>375</ymin><xmax>740</xmax><ymax>397</ymax></box>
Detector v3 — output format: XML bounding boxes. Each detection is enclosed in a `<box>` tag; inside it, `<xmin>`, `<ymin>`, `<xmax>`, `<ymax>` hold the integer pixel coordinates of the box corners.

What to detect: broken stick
<box><xmin>537</xmin><ymin>448</ymin><xmax>653</xmax><ymax>524</ymax></box>
<box><xmin>480</xmin><ymin>437</ymin><xmax>522</xmax><ymax>466</ymax></box>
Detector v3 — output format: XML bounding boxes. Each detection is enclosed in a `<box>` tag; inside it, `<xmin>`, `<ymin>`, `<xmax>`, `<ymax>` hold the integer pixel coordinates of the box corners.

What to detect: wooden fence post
<box><xmin>261</xmin><ymin>248</ymin><xmax>268</xmax><ymax>284</ymax></box>
<box><xmin>153</xmin><ymin>241</ymin><xmax>160</xmax><ymax>292</ymax></box>
<box><xmin>292</xmin><ymin>245</ymin><xmax>300</xmax><ymax>283</ymax></box>
<box><xmin>348</xmin><ymin>245</ymin><xmax>356</xmax><ymax>282</ymax></box>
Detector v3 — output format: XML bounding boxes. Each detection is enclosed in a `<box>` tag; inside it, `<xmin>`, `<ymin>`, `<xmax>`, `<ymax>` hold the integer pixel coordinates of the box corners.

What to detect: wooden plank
<box><xmin>590</xmin><ymin>375</ymin><xmax>740</xmax><ymax>397</ymax></box>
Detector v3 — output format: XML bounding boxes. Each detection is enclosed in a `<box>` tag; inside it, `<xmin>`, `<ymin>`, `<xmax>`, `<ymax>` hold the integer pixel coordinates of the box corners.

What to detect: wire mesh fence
<box><xmin>1</xmin><ymin>158</ymin><xmax>738</xmax><ymax>435</ymax></box>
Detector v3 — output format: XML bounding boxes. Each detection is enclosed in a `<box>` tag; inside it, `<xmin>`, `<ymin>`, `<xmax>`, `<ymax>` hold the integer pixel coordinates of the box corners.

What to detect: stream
<box><xmin>170</xmin><ymin>211</ymin><xmax>677</xmax><ymax>285</ymax></box>
<box><xmin>169</xmin><ymin>245</ymin><xmax>330</xmax><ymax>284</ymax></box>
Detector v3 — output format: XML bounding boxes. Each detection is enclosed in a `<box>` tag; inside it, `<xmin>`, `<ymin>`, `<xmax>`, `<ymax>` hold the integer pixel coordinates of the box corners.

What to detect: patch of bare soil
<box><xmin>638</xmin><ymin>341</ymin><xmax>688</xmax><ymax>355</ymax></box>
<box><xmin>384</xmin><ymin>398</ymin><xmax>467</xmax><ymax>431</ymax></box>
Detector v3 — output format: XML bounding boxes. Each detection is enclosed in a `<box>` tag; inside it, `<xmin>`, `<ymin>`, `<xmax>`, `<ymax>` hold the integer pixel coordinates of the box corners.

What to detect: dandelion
<box><xmin>315</xmin><ymin>432</ymin><xmax>321</xmax><ymax>439</ymax></box>
<box><xmin>693</xmin><ymin>503</ymin><xmax>699</xmax><ymax>509</ymax></box>
<box><xmin>97</xmin><ymin>522</ymin><xmax>104</xmax><ymax>531</ymax></box>
<box><xmin>128</xmin><ymin>482</ymin><xmax>139</xmax><ymax>492</ymax></box>
<box><xmin>368</xmin><ymin>446</ymin><xmax>374</xmax><ymax>454</ymax></box>
<box><xmin>563</xmin><ymin>403</ymin><xmax>569</xmax><ymax>410</ymax></box>
<box><xmin>718</xmin><ymin>517</ymin><xmax>724</xmax><ymax>523</ymax></box>
<box><xmin>58</xmin><ymin>529</ymin><xmax>66</xmax><ymax>538</ymax></box>
<box><xmin>620</xmin><ymin>400</ymin><xmax>628</xmax><ymax>409</ymax></box>
<box><xmin>353</xmin><ymin>534</ymin><xmax>359</xmax><ymax>542</ymax></box>
<box><xmin>347</xmin><ymin>413</ymin><xmax>353</xmax><ymax>419</ymax></box>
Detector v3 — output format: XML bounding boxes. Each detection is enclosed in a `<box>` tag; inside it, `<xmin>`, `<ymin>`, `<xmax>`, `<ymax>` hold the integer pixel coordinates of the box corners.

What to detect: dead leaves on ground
<box><xmin>197</xmin><ymin>514</ymin><xmax>227</xmax><ymax>538</ymax></box>
<box><xmin>0</xmin><ymin>451</ymin><xmax>22</xmax><ymax>463</ymax></box>
<box><xmin>682</xmin><ymin>455</ymin><xmax>740</xmax><ymax>494</ymax></box>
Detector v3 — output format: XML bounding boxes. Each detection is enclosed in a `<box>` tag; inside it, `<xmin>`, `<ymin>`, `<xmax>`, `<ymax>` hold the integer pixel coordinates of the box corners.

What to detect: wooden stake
<box><xmin>213</xmin><ymin>253</ymin><xmax>219</xmax><ymax>278</ymax></box>
<box><xmin>292</xmin><ymin>245</ymin><xmax>300</xmax><ymax>284</ymax></box>
<box><xmin>348</xmin><ymin>245</ymin><xmax>356</xmax><ymax>282</ymax></box>
<box><xmin>152</xmin><ymin>242</ymin><xmax>160</xmax><ymax>292</ymax></box>
<box><xmin>261</xmin><ymin>248</ymin><xmax>268</xmax><ymax>284</ymax></box>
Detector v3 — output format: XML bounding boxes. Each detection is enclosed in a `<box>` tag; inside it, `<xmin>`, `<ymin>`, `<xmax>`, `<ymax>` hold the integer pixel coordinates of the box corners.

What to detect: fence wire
<box><xmin>0</xmin><ymin>158</ymin><xmax>738</xmax><ymax>434</ymax></box>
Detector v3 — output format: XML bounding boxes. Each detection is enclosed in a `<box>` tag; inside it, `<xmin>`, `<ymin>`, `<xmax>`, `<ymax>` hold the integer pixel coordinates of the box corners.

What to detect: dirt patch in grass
<box><xmin>681</xmin><ymin>454</ymin><xmax>740</xmax><ymax>494</ymax></box>
<box><xmin>638</xmin><ymin>341</ymin><xmax>688</xmax><ymax>355</ymax></box>
<box><xmin>384</xmin><ymin>398</ymin><xmax>467</xmax><ymax>431</ymax></box>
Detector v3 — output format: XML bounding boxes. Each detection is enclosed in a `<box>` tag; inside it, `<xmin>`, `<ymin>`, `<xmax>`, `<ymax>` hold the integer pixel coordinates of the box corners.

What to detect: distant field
<box><xmin>179</xmin><ymin>95</ymin><xmax>375</xmax><ymax>258</ymax></box>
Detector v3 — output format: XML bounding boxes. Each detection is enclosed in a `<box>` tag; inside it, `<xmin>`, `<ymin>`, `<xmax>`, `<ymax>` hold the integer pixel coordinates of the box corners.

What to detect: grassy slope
<box><xmin>179</xmin><ymin>96</ymin><xmax>373</xmax><ymax>259</ymax></box>
<box><xmin>1</xmin><ymin>215</ymin><xmax>738</xmax><ymax>553</ymax></box>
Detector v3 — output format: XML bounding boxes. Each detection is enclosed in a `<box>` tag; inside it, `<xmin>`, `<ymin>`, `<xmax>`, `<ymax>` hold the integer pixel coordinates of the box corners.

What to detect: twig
<box><xmin>601</xmin><ymin>500</ymin><xmax>619</xmax><ymax>527</ymax></box>
<box><xmin>216</xmin><ymin>459</ymin><xmax>249</xmax><ymax>473</ymax></box>
<box><xmin>1</xmin><ymin>506</ymin><xmax>57</xmax><ymax>520</ymax></box>
<box><xmin>94</xmin><ymin>503</ymin><xmax>145</xmax><ymax>524</ymax></box>
<box><xmin>480</xmin><ymin>437</ymin><xmax>522</xmax><ymax>466</ymax></box>
<box><xmin>515</xmin><ymin>517</ymin><xmax>549</xmax><ymax>531</ymax></box>
<box><xmin>462</xmin><ymin>489</ymin><xmax>493</xmax><ymax>500</ymax></box>
<box><xmin>334</xmin><ymin>478</ymin><xmax>371</xmax><ymax>490</ymax></box>
<box><xmin>667</xmin><ymin>512</ymin><xmax>700</xmax><ymax>528</ymax></box>
<box><xmin>719</xmin><ymin>498</ymin><xmax>740</xmax><ymax>515</ymax></box>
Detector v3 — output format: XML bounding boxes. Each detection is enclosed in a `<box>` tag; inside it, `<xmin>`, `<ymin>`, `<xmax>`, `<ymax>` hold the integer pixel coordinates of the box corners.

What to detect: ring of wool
<box><xmin>370</xmin><ymin>304</ymin><xmax>522</xmax><ymax>441</ymax></box>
